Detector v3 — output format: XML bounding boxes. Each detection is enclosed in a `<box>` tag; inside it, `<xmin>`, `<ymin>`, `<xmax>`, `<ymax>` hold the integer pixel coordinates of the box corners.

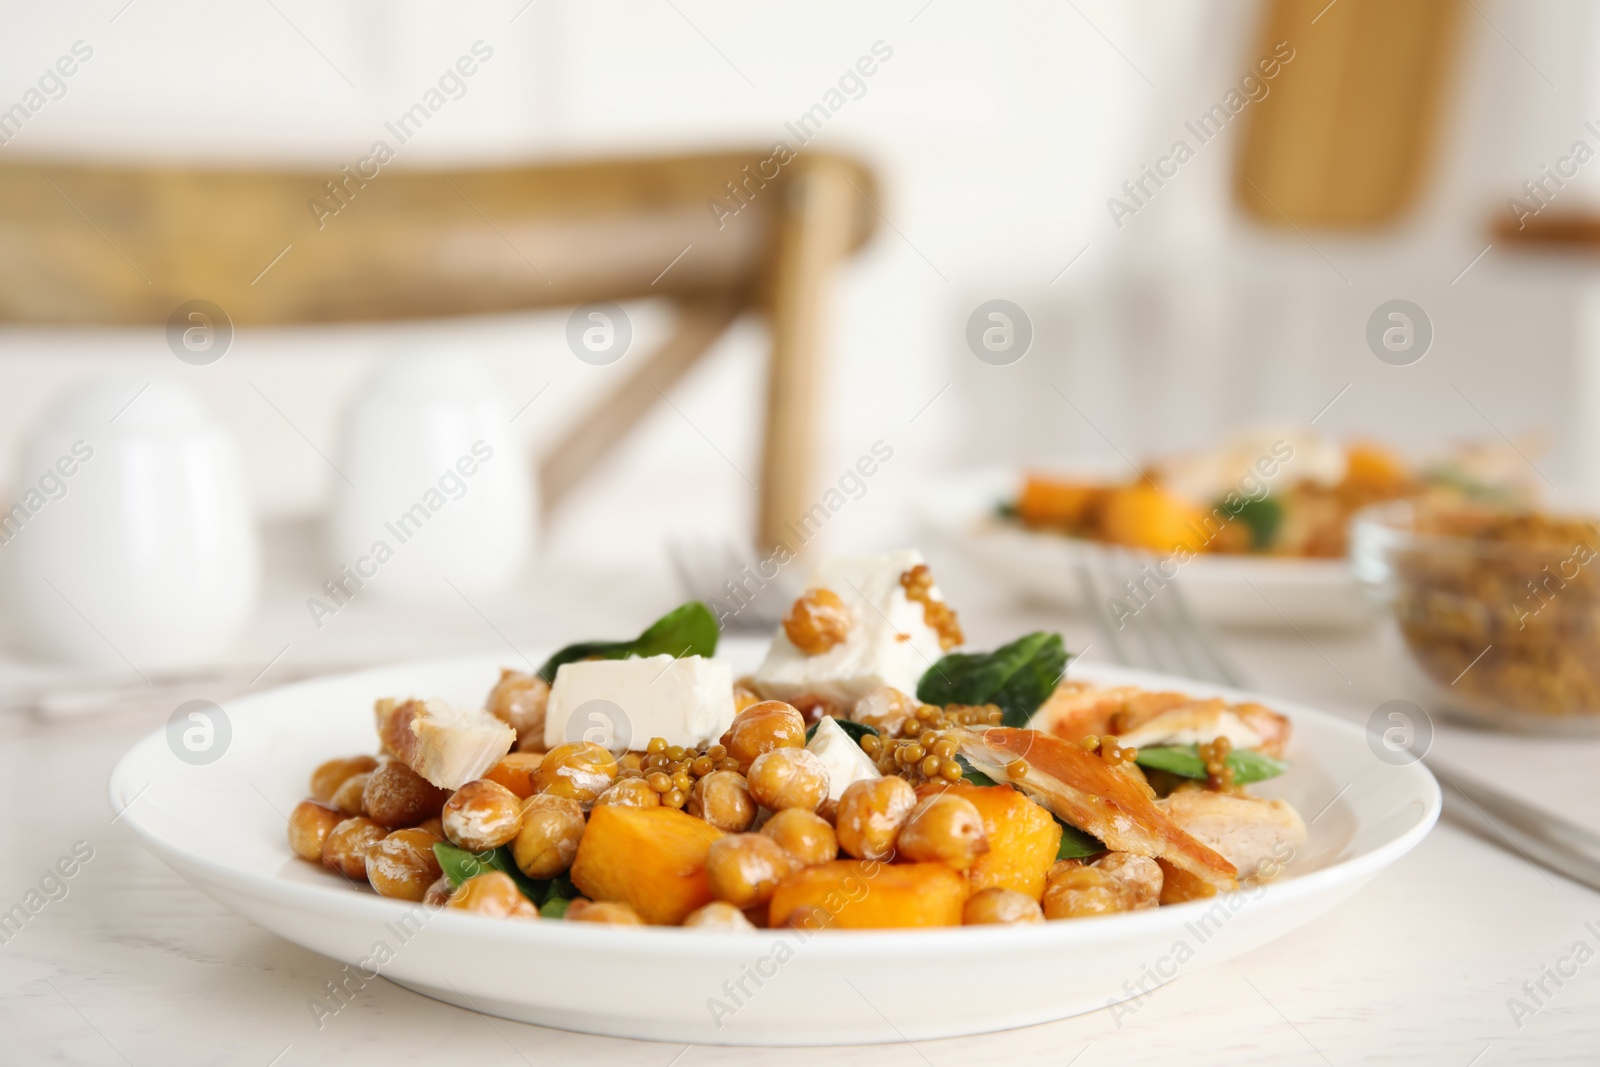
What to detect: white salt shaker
<box><xmin>9</xmin><ymin>376</ymin><xmax>260</xmax><ymax>672</ymax></box>
<box><xmin>328</xmin><ymin>349</ymin><xmax>534</xmax><ymax>604</ymax></box>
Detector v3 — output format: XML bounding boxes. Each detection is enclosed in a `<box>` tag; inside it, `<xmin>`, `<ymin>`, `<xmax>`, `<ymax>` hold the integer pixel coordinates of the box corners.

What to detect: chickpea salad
<box><xmin>289</xmin><ymin>549</ymin><xmax>1307</xmax><ymax>930</ymax></box>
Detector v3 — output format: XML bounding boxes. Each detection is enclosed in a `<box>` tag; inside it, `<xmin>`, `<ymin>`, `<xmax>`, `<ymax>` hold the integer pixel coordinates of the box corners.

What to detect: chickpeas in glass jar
<box><xmin>442</xmin><ymin>779</ymin><xmax>526</xmax><ymax>851</ymax></box>
<box><xmin>705</xmin><ymin>834</ymin><xmax>794</xmax><ymax>909</ymax></box>
<box><xmin>760</xmin><ymin>808</ymin><xmax>838</xmax><ymax>867</ymax></box>
<box><xmin>745</xmin><ymin>748</ymin><xmax>830</xmax><ymax>813</ymax></box>
<box><xmin>835</xmin><ymin>777</ymin><xmax>917</xmax><ymax>861</ymax></box>
<box><xmin>512</xmin><ymin>794</ymin><xmax>586</xmax><ymax>879</ymax></box>
<box><xmin>533</xmin><ymin>742</ymin><xmax>619</xmax><ymax>807</ymax></box>
<box><xmin>720</xmin><ymin>701</ymin><xmax>807</xmax><ymax>770</ymax></box>
<box><xmin>366</xmin><ymin>828</ymin><xmax>443</xmax><ymax>901</ymax></box>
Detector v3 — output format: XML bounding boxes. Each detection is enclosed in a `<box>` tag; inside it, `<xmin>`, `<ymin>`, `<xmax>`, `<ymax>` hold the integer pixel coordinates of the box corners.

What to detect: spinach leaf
<box><xmin>1219</xmin><ymin>495</ymin><xmax>1283</xmax><ymax>551</ymax></box>
<box><xmin>537</xmin><ymin>601</ymin><xmax>719</xmax><ymax>683</ymax></box>
<box><xmin>917</xmin><ymin>631</ymin><xmax>1068</xmax><ymax>729</ymax></box>
<box><xmin>432</xmin><ymin>842</ymin><xmax>545</xmax><ymax>903</ymax></box>
<box><xmin>805</xmin><ymin>718</ymin><xmax>878</xmax><ymax>745</ymax></box>
<box><xmin>953</xmin><ymin>754</ymin><xmax>1000</xmax><ymax>787</ymax></box>
<box><xmin>1054</xmin><ymin>817</ymin><xmax>1106</xmax><ymax>859</ymax></box>
<box><xmin>1134</xmin><ymin>744</ymin><xmax>1288</xmax><ymax>785</ymax></box>
<box><xmin>539</xmin><ymin>897</ymin><xmax>573</xmax><ymax>919</ymax></box>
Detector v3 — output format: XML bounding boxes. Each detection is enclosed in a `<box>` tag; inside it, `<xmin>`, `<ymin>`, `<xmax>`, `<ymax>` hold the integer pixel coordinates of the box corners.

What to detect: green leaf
<box><xmin>1218</xmin><ymin>495</ymin><xmax>1283</xmax><ymax>551</ymax></box>
<box><xmin>953</xmin><ymin>754</ymin><xmax>1000</xmax><ymax>787</ymax></box>
<box><xmin>1054</xmin><ymin>817</ymin><xmax>1106</xmax><ymax>859</ymax></box>
<box><xmin>537</xmin><ymin>601</ymin><xmax>719</xmax><ymax>683</ymax></box>
<box><xmin>432</xmin><ymin>843</ymin><xmax>545</xmax><ymax>903</ymax></box>
<box><xmin>917</xmin><ymin>632</ymin><xmax>1069</xmax><ymax>729</ymax></box>
<box><xmin>539</xmin><ymin>897</ymin><xmax>573</xmax><ymax>919</ymax></box>
<box><xmin>805</xmin><ymin>718</ymin><xmax>879</xmax><ymax>745</ymax></box>
<box><xmin>543</xmin><ymin>873</ymin><xmax>579</xmax><ymax>902</ymax></box>
<box><xmin>1133</xmin><ymin>744</ymin><xmax>1288</xmax><ymax>785</ymax></box>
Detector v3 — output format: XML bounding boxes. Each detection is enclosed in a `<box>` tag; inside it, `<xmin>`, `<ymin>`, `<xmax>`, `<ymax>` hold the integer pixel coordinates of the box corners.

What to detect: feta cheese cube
<box><xmin>753</xmin><ymin>548</ymin><xmax>948</xmax><ymax>708</ymax></box>
<box><xmin>544</xmin><ymin>654</ymin><xmax>735</xmax><ymax>751</ymax></box>
<box><xmin>805</xmin><ymin>716</ymin><xmax>882</xmax><ymax>800</ymax></box>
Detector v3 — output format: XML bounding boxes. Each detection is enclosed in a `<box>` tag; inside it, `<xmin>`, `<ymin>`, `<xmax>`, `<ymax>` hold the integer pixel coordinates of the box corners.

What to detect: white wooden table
<box><xmin>1</xmin><ymin>535</ymin><xmax>1596</xmax><ymax>1066</ymax></box>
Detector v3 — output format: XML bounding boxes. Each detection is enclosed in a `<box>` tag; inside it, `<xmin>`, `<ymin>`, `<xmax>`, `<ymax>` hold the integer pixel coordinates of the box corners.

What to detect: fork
<box><xmin>1074</xmin><ymin>545</ymin><xmax>1246</xmax><ymax>688</ymax></box>
<box><xmin>666</xmin><ymin>538</ymin><xmax>792</xmax><ymax>635</ymax></box>
<box><xmin>1075</xmin><ymin>544</ymin><xmax>1600</xmax><ymax>892</ymax></box>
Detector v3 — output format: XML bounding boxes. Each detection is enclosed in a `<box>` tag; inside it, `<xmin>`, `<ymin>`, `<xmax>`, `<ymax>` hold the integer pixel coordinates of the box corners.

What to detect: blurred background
<box><xmin>1</xmin><ymin>0</ymin><xmax>1597</xmax><ymax>691</ymax></box>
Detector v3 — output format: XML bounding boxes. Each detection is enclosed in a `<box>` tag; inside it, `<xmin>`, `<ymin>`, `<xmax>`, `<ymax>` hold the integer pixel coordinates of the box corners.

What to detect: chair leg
<box><xmin>758</xmin><ymin>155</ymin><xmax>862</xmax><ymax>554</ymax></box>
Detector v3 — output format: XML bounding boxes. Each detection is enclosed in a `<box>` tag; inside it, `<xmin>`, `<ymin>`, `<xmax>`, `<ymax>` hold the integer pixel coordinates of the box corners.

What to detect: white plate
<box><xmin>917</xmin><ymin>468</ymin><xmax>1373</xmax><ymax>629</ymax></box>
<box><xmin>110</xmin><ymin>641</ymin><xmax>1438</xmax><ymax>1045</ymax></box>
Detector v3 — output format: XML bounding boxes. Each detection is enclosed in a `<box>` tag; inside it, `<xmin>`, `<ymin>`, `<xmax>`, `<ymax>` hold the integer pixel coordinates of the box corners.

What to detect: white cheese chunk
<box><xmin>805</xmin><ymin>715</ymin><xmax>882</xmax><ymax>800</ymax></box>
<box><xmin>753</xmin><ymin>548</ymin><xmax>948</xmax><ymax>708</ymax></box>
<box><xmin>544</xmin><ymin>654</ymin><xmax>735</xmax><ymax>751</ymax></box>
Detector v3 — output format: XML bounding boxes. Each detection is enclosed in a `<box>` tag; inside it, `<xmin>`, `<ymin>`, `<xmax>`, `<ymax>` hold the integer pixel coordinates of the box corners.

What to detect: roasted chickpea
<box><xmin>287</xmin><ymin>800</ymin><xmax>342</xmax><ymax>862</ymax></box>
<box><xmin>682</xmin><ymin>901</ymin><xmax>757</xmax><ymax>930</ymax></box>
<box><xmin>322</xmin><ymin>817</ymin><xmax>386</xmax><ymax>880</ymax></box>
<box><xmin>760</xmin><ymin>808</ymin><xmax>838</xmax><ymax>867</ymax></box>
<box><xmin>1093</xmin><ymin>852</ymin><xmax>1163</xmax><ymax>910</ymax></box>
<box><xmin>782</xmin><ymin>587</ymin><xmax>853</xmax><ymax>654</ymax></box>
<box><xmin>442</xmin><ymin>779</ymin><xmax>526</xmax><ymax>851</ymax></box>
<box><xmin>594</xmin><ymin>778</ymin><xmax>661</xmax><ymax>808</ymax></box>
<box><xmin>835</xmin><ymin>777</ymin><xmax>916</xmax><ymax>861</ymax></box>
<box><xmin>1042</xmin><ymin>867</ymin><xmax>1135</xmax><ymax>920</ymax></box>
<box><xmin>732</xmin><ymin>679</ymin><xmax>763</xmax><ymax>713</ymax></box>
<box><xmin>1047</xmin><ymin>858</ymin><xmax>1085</xmax><ymax>881</ymax></box>
<box><xmin>705</xmin><ymin>834</ymin><xmax>794</xmax><ymax>909</ymax></box>
<box><xmin>366</xmin><ymin>828</ymin><xmax>444</xmax><ymax>901</ymax></box>
<box><xmin>963</xmin><ymin>887</ymin><xmax>1045</xmax><ymax>925</ymax></box>
<box><xmin>565</xmin><ymin>899</ymin><xmax>644</xmax><ymax>925</ymax></box>
<box><xmin>330</xmin><ymin>772</ymin><xmax>372</xmax><ymax>816</ymax></box>
<box><xmin>511</xmin><ymin>794</ymin><xmax>586</xmax><ymax>879</ymax></box>
<box><xmin>533</xmin><ymin>742</ymin><xmax>618</xmax><ymax>807</ymax></box>
<box><xmin>484</xmin><ymin>752</ymin><xmax>544</xmax><ymax>799</ymax></box>
<box><xmin>310</xmin><ymin>755</ymin><xmax>379</xmax><ymax>803</ymax></box>
<box><xmin>720</xmin><ymin>701</ymin><xmax>806</xmax><ymax>770</ymax></box>
<box><xmin>485</xmin><ymin>667</ymin><xmax>549</xmax><ymax>744</ymax></box>
<box><xmin>896</xmin><ymin>793</ymin><xmax>990</xmax><ymax>871</ymax></box>
<box><xmin>746</xmin><ymin>748</ymin><xmax>830</xmax><ymax>813</ymax></box>
<box><xmin>417</xmin><ymin>816</ymin><xmax>445</xmax><ymax>839</ymax></box>
<box><xmin>687</xmin><ymin>770</ymin><xmax>756</xmax><ymax>832</ymax></box>
<box><xmin>850</xmin><ymin>687</ymin><xmax>919</xmax><ymax>737</ymax></box>
<box><xmin>422</xmin><ymin>874</ymin><xmax>454</xmax><ymax>907</ymax></box>
<box><xmin>363</xmin><ymin>759</ymin><xmax>450</xmax><ymax>829</ymax></box>
<box><xmin>816</xmin><ymin>797</ymin><xmax>838</xmax><ymax>826</ymax></box>
<box><xmin>447</xmin><ymin>872</ymin><xmax>539</xmax><ymax>920</ymax></box>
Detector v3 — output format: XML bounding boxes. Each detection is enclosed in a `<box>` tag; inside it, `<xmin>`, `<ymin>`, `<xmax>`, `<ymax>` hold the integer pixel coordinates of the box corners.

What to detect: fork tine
<box><xmin>1164</xmin><ymin>576</ymin><xmax>1248</xmax><ymax>688</ymax></box>
<box><xmin>1075</xmin><ymin>552</ymin><xmax>1131</xmax><ymax>668</ymax></box>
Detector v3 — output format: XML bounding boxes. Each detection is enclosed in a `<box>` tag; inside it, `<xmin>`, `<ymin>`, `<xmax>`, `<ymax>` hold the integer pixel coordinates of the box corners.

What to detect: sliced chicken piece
<box><xmin>1158</xmin><ymin>791</ymin><xmax>1306</xmax><ymax>882</ymax></box>
<box><xmin>956</xmin><ymin>727</ymin><xmax>1238</xmax><ymax>889</ymax></box>
<box><xmin>1232</xmin><ymin>702</ymin><xmax>1292</xmax><ymax>758</ymax></box>
<box><xmin>1112</xmin><ymin>699</ymin><xmax>1266</xmax><ymax>752</ymax></box>
<box><xmin>375</xmin><ymin>697</ymin><xmax>516</xmax><ymax>791</ymax></box>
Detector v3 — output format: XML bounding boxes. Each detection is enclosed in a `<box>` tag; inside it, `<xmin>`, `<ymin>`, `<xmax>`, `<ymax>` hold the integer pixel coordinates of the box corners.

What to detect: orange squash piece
<box><xmin>1016</xmin><ymin>476</ymin><xmax>1105</xmax><ymax>529</ymax></box>
<box><xmin>570</xmin><ymin>806</ymin><xmax>724</xmax><ymax>925</ymax></box>
<box><xmin>1342</xmin><ymin>441</ymin><xmax>1411</xmax><ymax>497</ymax></box>
<box><xmin>1099</xmin><ymin>484</ymin><xmax>1209</xmax><ymax>554</ymax></box>
<box><xmin>484</xmin><ymin>753</ymin><xmax>543</xmax><ymax>799</ymax></box>
<box><xmin>768</xmin><ymin>860</ymin><xmax>965</xmax><ymax>929</ymax></box>
<box><xmin>916</xmin><ymin>782</ymin><xmax>1061</xmax><ymax>900</ymax></box>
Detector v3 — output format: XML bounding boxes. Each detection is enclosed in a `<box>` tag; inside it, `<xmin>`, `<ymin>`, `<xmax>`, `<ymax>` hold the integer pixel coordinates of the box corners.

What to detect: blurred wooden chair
<box><xmin>0</xmin><ymin>150</ymin><xmax>878</xmax><ymax>551</ymax></box>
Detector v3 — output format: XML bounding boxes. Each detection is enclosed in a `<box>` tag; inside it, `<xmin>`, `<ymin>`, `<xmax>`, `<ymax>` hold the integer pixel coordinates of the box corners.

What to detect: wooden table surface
<box><xmin>1</xmin><ymin>536</ymin><xmax>1595</xmax><ymax>1066</ymax></box>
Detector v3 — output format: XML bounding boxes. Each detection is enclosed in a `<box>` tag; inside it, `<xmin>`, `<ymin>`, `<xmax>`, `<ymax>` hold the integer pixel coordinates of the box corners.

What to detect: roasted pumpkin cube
<box><xmin>768</xmin><ymin>860</ymin><xmax>965</xmax><ymax>929</ymax></box>
<box><xmin>1016</xmin><ymin>476</ymin><xmax>1105</xmax><ymax>529</ymax></box>
<box><xmin>570</xmin><ymin>805</ymin><xmax>723</xmax><ymax>925</ymax></box>
<box><xmin>916</xmin><ymin>782</ymin><xmax>1061</xmax><ymax>900</ymax></box>
<box><xmin>1099</xmin><ymin>484</ymin><xmax>1208</xmax><ymax>554</ymax></box>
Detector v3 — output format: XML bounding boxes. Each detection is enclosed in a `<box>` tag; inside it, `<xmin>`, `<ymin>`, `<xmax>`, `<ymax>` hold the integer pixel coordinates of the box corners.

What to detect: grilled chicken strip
<box><xmin>1159</xmin><ymin>790</ymin><xmax>1306</xmax><ymax>881</ymax></box>
<box><xmin>1030</xmin><ymin>682</ymin><xmax>1292</xmax><ymax>758</ymax></box>
<box><xmin>956</xmin><ymin>727</ymin><xmax>1238</xmax><ymax>889</ymax></box>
